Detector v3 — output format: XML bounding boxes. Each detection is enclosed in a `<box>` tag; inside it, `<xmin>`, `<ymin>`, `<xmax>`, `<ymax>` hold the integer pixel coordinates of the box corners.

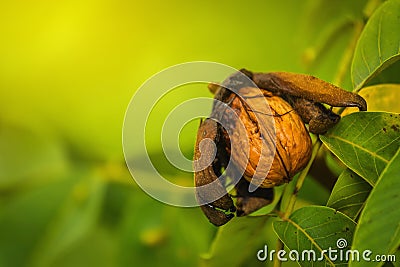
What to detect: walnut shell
<box><xmin>226</xmin><ymin>87</ymin><xmax>312</xmax><ymax>188</ymax></box>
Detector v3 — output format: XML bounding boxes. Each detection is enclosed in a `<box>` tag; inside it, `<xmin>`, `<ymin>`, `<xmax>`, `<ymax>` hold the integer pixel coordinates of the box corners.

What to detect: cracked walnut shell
<box><xmin>225</xmin><ymin>87</ymin><xmax>312</xmax><ymax>188</ymax></box>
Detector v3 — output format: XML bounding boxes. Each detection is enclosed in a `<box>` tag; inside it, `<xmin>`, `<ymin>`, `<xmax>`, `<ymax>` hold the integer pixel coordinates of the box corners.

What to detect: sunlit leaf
<box><xmin>327</xmin><ymin>169</ymin><xmax>372</xmax><ymax>220</ymax></box>
<box><xmin>349</xmin><ymin>148</ymin><xmax>400</xmax><ymax>267</ymax></box>
<box><xmin>351</xmin><ymin>0</ymin><xmax>400</xmax><ymax>90</ymax></box>
<box><xmin>274</xmin><ymin>206</ymin><xmax>356</xmax><ymax>267</ymax></box>
<box><xmin>360</xmin><ymin>84</ymin><xmax>400</xmax><ymax>113</ymax></box>
<box><xmin>343</xmin><ymin>84</ymin><xmax>400</xmax><ymax>116</ymax></box>
<box><xmin>320</xmin><ymin>112</ymin><xmax>400</xmax><ymax>185</ymax></box>
<box><xmin>366</xmin><ymin>60</ymin><xmax>400</xmax><ymax>86</ymax></box>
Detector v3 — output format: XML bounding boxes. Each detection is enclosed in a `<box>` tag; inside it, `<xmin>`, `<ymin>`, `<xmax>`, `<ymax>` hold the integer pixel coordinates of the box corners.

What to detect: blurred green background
<box><xmin>0</xmin><ymin>0</ymin><xmax>368</xmax><ymax>266</ymax></box>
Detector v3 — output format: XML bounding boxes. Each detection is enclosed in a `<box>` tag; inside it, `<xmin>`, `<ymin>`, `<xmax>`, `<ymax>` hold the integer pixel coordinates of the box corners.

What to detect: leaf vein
<box><xmin>295</xmin><ymin>212</ymin><xmax>319</xmax><ymax>226</ymax></box>
<box><xmin>373</xmin><ymin>156</ymin><xmax>380</xmax><ymax>180</ymax></box>
<box><xmin>326</xmin><ymin>134</ymin><xmax>390</xmax><ymax>164</ymax></box>
<box><xmin>328</xmin><ymin>190</ymin><xmax>370</xmax><ymax>206</ymax></box>
<box><xmin>314</xmin><ymin>232</ymin><xmax>339</xmax><ymax>241</ymax></box>
<box><xmin>361</xmin><ymin>46</ymin><xmax>371</xmax><ymax>73</ymax></box>
<box><xmin>339</xmin><ymin>118</ymin><xmax>357</xmax><ymax>137</ymax></box>
<box><xmin>335</xmin><ymin>202</ymin><xmax>364</xmax><ymax>210</ymax></box>
<box><xmin>377</xmin><ymin>12</ymin><xmax>383</xmax><ymax>64</ymax></box>
<box><xmin>360</xmin><ymin>130</ymin><xmax>381</xmax><ymax>146</ymax></box>
<box><xmin>375</xmin><ymin>135</ymin><xmax>400</xmax><ymax>154</ymax></box>
<box><xmin>283</xmin><ymin>221</ymin><xmax>290</xmax><ymax>241</ymax></box>
<box><xmin>285</xmin><ymin>217</ymin><xmax>335</xmax><ymax>265</ymax></box>
<box><xmin>333</xmin><ymin>181</ymin><xmax>368</xmax><ymax>195</ymax></box>
<box><xmin>352</xmin><ymin>144</ymin><xmax>367</xmax><ymax>178</ymax></box>
<box><xmin>352</xmin><ymin>117</ymin><xmax>377</xmax><ymax>141</ymax></box>
<box><xmin>304</xmin><ymin>220</ymin><xmax>335</xmax><ymax>231</ymax></box>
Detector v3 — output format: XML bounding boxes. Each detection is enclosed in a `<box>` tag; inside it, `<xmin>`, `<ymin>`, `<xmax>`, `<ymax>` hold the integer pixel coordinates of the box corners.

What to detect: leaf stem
<box><xmin>284</xmin><ymin>139</ymin><xmax>322</xmax><ymax>219</ymax></box>
<box><xmin>272</xmin><ymin>139</ymin><xmax>322</xmax><ymax>267</ymax></box>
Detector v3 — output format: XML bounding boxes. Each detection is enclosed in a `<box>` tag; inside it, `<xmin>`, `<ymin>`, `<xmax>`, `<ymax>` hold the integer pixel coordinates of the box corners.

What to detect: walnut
<box><xmin>194</xmin><ymin>69</ymin><xmax>367</xmax><ymax>226</ymax></box>
<box><xmin>226</xmin><ymin>87</ymin><xmax>312</xmax><ymax>188</ymax></box>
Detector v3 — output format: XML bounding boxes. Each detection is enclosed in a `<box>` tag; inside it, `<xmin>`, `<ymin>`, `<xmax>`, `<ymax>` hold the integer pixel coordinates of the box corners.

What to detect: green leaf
<box><xmin>351</xmin><ymin>0</ymin><xmax>400</xmax><ymax>90</ymax></box>
<box><xmin>359</xmin><ymin>84</ymin><xmax>400</xmax><ymax>113</ymax></box>
<box><xmin>349</xmin><ymin>148</ymin><xmax>400</xmax><ymax>267</ymax></box>
<box><xmin>320</xmin><ymin>112</ymin><xmax>400</xmax><ymax>185</ymax></box>
<box><xmin>201</xmin><ymin>216</ymin><xmax>269</xmax><ymax>267</ymax></box>
<box><xmin>366</xmin><ymin>60</ymin><xmax>400</xmax><ymax>86</ymax></box>
<box><xmin>273</xmin><ymin>206</ymin><xmax>356</xmax><ymax>267</ymax></box>
<box><xmin>327</xmin><ymin>169</ymin><xmax>372</xmax><ymax>220</ymax></box>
